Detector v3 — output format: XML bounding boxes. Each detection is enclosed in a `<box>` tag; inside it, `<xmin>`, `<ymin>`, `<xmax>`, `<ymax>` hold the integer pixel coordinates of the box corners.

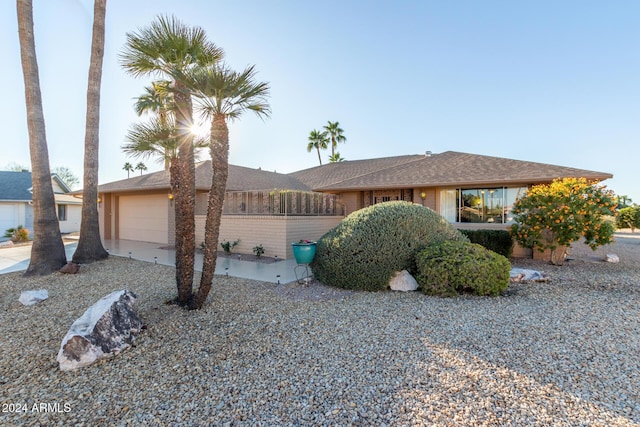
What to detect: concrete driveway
<box><xmin>0</xmin><ymin>239</ymin><xmax>301</xmax><ymax>284</ymax></box>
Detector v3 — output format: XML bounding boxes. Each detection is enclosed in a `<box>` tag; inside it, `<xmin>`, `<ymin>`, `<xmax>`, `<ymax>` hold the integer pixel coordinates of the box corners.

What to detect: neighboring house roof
<box><xmin>0</xmin><ymin>171</ymin><xmax>34</xmax><ymax>201</ymax></box>
<box><xmin>50</xmin><ymin>174</ymin><xmax>72</xmax><ymax>194</ymax></box>
<box><xmin>55</xmin><ymin>194</ymin><xmax>83</xmax><ymax>205</ymax></box>
<box><xmin>97</xmin><ymin>161</ymin><xmax>312</xmax><ymax>193</ymax></box>
<box><xmin>291</xmin><ymin>151</ymin><xmax>613</xmax><ymax>191</ymax></box>
<box><xmin>0</xmin><ymin>171</ymin><xmax>72</xmax><ymax>201</ymax></box>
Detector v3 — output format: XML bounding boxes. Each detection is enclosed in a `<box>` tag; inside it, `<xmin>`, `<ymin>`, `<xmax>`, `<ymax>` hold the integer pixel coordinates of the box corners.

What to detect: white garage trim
<box><xmin>119</xmin><ymin>195</ymin><xmax>169</xmax><ymax>244</ymax></box>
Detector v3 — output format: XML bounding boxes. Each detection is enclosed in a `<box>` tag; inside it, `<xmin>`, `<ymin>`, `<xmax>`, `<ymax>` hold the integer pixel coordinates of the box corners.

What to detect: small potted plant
<box><xmin>291</xmin><ymin>239</ymin><xmax>316</xmax><ymax>264</ymax></box>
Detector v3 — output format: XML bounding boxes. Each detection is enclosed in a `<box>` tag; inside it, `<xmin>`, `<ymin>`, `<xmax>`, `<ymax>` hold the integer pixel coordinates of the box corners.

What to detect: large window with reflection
<box><xmin>439</xmin><ymin>187</ymin><xmax>527</xmax><ymax>224</ymax></box>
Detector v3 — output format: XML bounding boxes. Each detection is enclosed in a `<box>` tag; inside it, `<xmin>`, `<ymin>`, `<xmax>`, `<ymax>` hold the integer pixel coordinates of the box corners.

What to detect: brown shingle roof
<box><xmin>222</xmin><ymin>164</ymin><xmax>311</xmax><ymax>191</ymax></box>
<box><xmin>97</xmin><ymin>152</ymin><xmax>612</xmax><ymax>194</ymax></box>
<box><xmin>98</xmin><ymin>162</ymin><xmax>312</xmax><ymax>193</ymax></box>
<box><xmin>288</xmin><ymin>154</ymin><xmax>425</xmax><ymax>189</ymax></box>
<box><xmin>291</xmin><ymin>151</ymin><xmax>613</xmax><ymax>191</ymax></box>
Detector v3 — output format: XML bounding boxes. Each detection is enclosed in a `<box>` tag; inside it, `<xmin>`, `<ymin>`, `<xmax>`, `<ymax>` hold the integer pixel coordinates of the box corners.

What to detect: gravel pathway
<box><xmin>1</xmin><ymin>234</ymin><xmax>639</xmax><ymax>426</ymax></box>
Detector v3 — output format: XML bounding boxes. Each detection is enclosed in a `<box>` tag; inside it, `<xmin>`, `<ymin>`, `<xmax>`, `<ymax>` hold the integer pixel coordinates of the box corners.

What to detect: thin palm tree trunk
<box><xmin>17</xmin><ymin>0</ymin><xmax>67</xmax><ymax>275</ymax></box>
<box><xmin>193</xmin><ymin>114</ymin><xmax>228</xmax><ymax>309</ymax></box>
<box><xmin>316</xmin><ymin>147</ymin><xmax>322</xmax><ymax>165</ymax></box>
<box><xmin>73</xmin><ymin>0</ymin><xmax>108</xmax><ymax>264</ymax></box>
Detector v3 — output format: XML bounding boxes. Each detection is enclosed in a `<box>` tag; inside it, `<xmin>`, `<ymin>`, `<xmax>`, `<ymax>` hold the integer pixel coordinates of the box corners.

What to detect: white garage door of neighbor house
<box><xmin>0</xmin><ymin>204</ymin><xmax>17</xmax><ymax>235</ymax></box>
<box><xmin>119</xmin><ymin>195</ymin><xmax>168</xmax><ymax>244</ymax></box>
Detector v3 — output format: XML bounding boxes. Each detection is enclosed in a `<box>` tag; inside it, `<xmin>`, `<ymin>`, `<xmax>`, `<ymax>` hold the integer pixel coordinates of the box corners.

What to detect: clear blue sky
<box><xmin>2</xmin><ymin>0</ymin><xmax>639</xmax><ymax>202</ymax></box>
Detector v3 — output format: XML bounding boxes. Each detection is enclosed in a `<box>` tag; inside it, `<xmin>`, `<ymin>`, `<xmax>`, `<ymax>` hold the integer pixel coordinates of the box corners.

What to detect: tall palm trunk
<box><xmin>17</xmin><ymin>0</ymin><xmax>67</xmax><ymax>276</ymax></box>
<box><xmin>316</xmin><ymin>147</ymin><xmax>322</xmax><ymax>165</ymax></box>
<box><xmin>192</xmin><ymin>113</ymin><xmax>228</xmax><ymax>309</ymax></box>
<box><xmin>73</xmin><ymin>0</ymin><xmax>108</xmax><ymax>264</ymax></box>
<box><xmin>172</xmin><ymin>81</ymin><xmax>196</xmax><ymax>305</ymax></box>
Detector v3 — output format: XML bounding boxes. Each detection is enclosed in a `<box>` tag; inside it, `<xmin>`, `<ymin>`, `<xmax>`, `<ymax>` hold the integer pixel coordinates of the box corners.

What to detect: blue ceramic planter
<box><xmin>292</xmin><ymin>242</ymin><xmax>316</xmax><ymax>264</ymax></box>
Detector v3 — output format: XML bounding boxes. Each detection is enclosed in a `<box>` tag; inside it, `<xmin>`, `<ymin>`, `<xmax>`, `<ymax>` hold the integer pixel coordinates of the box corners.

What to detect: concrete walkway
<box><xmin>0</xmin><ymin>239</ymin><xmax>302</xmax><ymax>284</ymax></box>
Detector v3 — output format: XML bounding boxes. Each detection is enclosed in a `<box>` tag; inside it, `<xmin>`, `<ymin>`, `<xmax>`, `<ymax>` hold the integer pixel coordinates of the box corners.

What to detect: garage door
<box><xmin>0</xmin><ymin>204</ymin><xmax>17</xmax><ymax>236</ymax></box>
<box><xmin>119</xmin><ymin>195</ymin><xmax>168</xmax><ymax>244</ymax></box>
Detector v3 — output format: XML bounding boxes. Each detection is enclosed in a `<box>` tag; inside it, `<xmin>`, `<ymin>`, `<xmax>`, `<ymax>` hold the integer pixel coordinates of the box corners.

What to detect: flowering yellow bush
<box><xmin>510</xmin><ymin>178</ymin><xmax>617</xmax><ymax>265</ymax></box>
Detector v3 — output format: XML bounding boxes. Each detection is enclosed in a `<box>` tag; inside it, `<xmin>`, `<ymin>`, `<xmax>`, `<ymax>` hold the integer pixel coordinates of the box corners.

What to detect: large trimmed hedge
<box><xmin>310</xmin><ymin>201</ymin><xmax>468</xmax><ymax>291</ymax></box>
<box><xmin>415</xmin><ymin>241</ymin><xmax>510</xmax><ymax>297</ymax></box>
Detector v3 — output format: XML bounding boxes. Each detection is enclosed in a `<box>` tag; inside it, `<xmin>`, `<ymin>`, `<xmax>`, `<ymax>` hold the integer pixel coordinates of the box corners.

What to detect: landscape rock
<box><xmin>60</xmin><ymin>262</ymin><xmax>80</xmax><ymax>274</ymax></box>
<box><xmin>389</xmin><ymin>270</ymin><xmax>418</xmax><ymax>291</ymax></box>
<box><xmin>510</xmin><ymin>268</ymin><xmax>549</xmax><ymax>283</ymax></box>
<box><xmin>606</xmin><ymin>253</ymin><xmax>619</xmax><ymax>263</ymax></box>
<box><xmin>19</xmin><ymin>289</ymin><xmax>49</xmax><ymax>306</ymax></box>
<box><xmin>56</xmin><ymin>290</ymin><xmax>143</xmax><ymax>371</ymax></box>
<box><xmin>0</xmin><ymin>240</ymin><xmax>14</xmax><ymax>248</ymax></box>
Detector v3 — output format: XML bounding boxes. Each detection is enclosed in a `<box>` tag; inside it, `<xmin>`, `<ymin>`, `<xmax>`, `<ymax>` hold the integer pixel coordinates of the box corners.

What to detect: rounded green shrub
<box><xmin>310</xmin><ymin>201</ymin><xmax>468</xmax><ymax>291</ymax></box>
<box><xmin>415</xmin><ymin>241</ymin><xmax>511</xmax><ymax>297</ymax></box>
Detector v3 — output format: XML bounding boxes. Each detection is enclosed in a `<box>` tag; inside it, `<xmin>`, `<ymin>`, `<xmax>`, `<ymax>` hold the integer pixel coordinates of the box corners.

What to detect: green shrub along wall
<box><xmin>415</xmin><ymin>241</ymin><xmax>511</xmax><ymax>297</ymax></box>
<box><xmin>459</xmin><ymin>229</ymin><xmax>513</xmax><ymax>258</ymax></box>
<box><xmin>311</xmin><ymin>201</ymin><xmax>468</xmax><ymax>291</ymax></box>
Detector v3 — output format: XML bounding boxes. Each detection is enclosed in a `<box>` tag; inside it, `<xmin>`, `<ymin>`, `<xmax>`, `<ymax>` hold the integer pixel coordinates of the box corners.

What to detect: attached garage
<box><xmin>0</xmin><ymin>203</ymin><xmax>22</xmax><ymax>237</ymax></box>
<box><xmin>0</xmin><ymin>204</ymin><xmax>18</xmax><ymax>235</ymax></box>
<box><xmin>118</xmin><ymin>195</ymin><xmax>169</xmax><ymax>244</ymax></box>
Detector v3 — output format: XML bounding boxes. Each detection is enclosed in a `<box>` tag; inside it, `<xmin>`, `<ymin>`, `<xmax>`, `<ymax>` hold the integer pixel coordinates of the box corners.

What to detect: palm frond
<box><xmin>134</xmin><ymin>80</ymin><xmax>176</xmax><ymax>116</ymax></box>
<box><xmin>119</xmin><ymin>14</ymin><xmax>223</xmax><ymax>79</ymax></box>
<box><xmin>187</xmin><ymin>63</ymin><xmax>271</xmax><ymax>123</ymax></box>
<box><xmin>308</xmin><ymin>129</ymin><xmax>329</xmax><ymax>149</ymax></box>
<box><xmin>122</xmin><ymin>116</ymin><xmax>179</xmax><ymax>165</ymax></box>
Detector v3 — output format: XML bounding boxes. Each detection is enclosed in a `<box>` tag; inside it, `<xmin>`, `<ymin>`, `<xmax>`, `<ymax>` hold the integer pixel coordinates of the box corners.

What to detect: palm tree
<box><xmin>134</xmin><ymin>80</ymin><xmax>173</xmax><ymax>117</ymax></box>
<box><xmin>120</xmin><ymin>15</ymin><xmax>223</xmax><ymax>306</ymax></box>
<box><xmin>328</xmin><ymin>152</ymin><xmax>344</xmax><ymax>162</ymax></box>
<box><xmin>133</xmin><ymin>81</ymin><xmax>175</xmax><ymax>170</ymax></box>
<box><xmin>307</xmin><ymin>130</ymin><xmax>329</xmax><ymax>165</ymax></box>
<box><xmin>123</xmin><ymin>162</ymin><xmax>134</xmax><ymax>178</ymax></box>
<box><xmin>618</xmin><ymin>195</ymin><xmax>632</xmax><ymax>209</ymax></box>
<box><xmin>123</xmin><ymin>116</ymin><xmax>178</xmax><ymax>167</ymax></box>
<box><xmin>72</xmin><ymin>0</ymin><xmax>108</xmax><ymax>264</ymax></box>
<box><xmin>323</xmin><ymin>121</ymin><xmax>346</xmax><ymax>158</ymax></box>
<box><xmin>187</xmin><ymin>63</ymin><xmax>270</xmax><ymax>309</ymax></box>
<box><xmin>17</xmin><ymin>0</ymin><xmax>67</xmax><ymax>275</ymax></box>
<box><xmin>125</xmin><ymin>83</ymin><xmax>208</xmax><ymax>170</ymax></box>
<box><xmin>135</xmin><ymin>162</ymin><xmax>147</xmax><ymax>175</ymax></box>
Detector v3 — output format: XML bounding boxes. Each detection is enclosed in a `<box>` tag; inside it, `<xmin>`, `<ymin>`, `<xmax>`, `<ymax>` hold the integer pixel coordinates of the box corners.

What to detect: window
<box><xmin>440</xmin><ymin>190</ymin><xmax>458</xmax><ymax>222</ymax></box>
<box><xmin>503</xmin><ymin>187</ymin><xmax>527</xmax><ymax>223</ymax></box>
<box><xmin>57</xmin><ymin>204</ymin><xmax>67</xmax><ymax>221</ymax></box>
<box><xmin>439</xmin><ymin>187</ymin><xmax>527</xmax><ymax>224</ymax></box>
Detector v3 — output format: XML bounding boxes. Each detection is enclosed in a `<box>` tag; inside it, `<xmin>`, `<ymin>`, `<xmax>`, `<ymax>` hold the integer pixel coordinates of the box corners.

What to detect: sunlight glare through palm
<box><xmin>190</xmin><ymin>122</ymin><xmax>209</xmax><ymax>138</ymax></box>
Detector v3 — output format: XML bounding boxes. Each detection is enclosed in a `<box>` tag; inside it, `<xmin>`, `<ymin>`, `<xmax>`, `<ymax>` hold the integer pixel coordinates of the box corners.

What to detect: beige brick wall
<box><xmin>339</xmin><ymin>192</ymin><xmax>360</xmax><ymax>215</ymax></box>
<box><xmin>513</xmin><ymin>242</ymin><xmax>533</xmax><ymax>258</ymax></box>
<box><xmin>415</xmin><ymin>187</ymin><xmax>437</xmax><ymax>210</ymax></box>
<box><xmin>197</xmin><ymin>215</ymin><xmax>343</xmax><ymax>259</ymax></box>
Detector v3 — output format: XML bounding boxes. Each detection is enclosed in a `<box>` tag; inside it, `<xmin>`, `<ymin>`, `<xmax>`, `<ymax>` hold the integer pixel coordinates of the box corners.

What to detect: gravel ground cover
<box><xmin>0</xmin><ymin>234</ymin><xmax>638</xmax><ymax>426</ymax></box>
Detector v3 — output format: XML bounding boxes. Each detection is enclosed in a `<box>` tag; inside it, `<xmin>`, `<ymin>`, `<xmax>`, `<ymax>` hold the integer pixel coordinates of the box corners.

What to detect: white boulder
<box><xmin>606</xmin><ymin>253</ymin><xmax>620</xmax><ymax>263</ymax></box>
<box><xmin>19</xmin><ymin>289</ymin><xmax>49</xmax><ymax>306</ymax></box>
<box><xmin>56</xmin><ymin>290</ymin><xmax>143</xmax><ymax>371</ymax></box>
<box><xmin>389</xmin><ymin>270</ymin><xmax>419</xmax><ymax>292</ymax></box>
<box><xmin>510</xmin><ymin>268</ymin><xmax>549</xmax><ymax>283</ymax></box>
